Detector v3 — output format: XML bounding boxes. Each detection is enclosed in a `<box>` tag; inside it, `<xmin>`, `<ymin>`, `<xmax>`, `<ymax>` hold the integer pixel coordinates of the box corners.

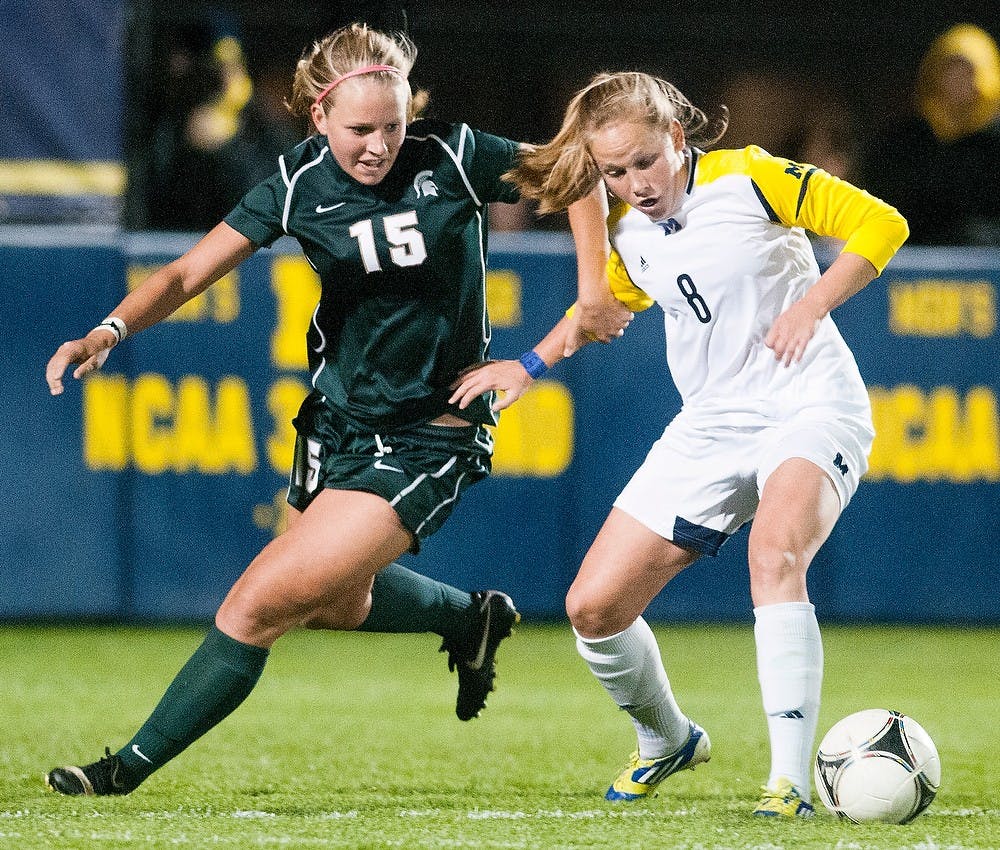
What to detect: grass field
<box><xmin>0</xmin><ymin>622</ymin><xmax>997</xmax><ymax>849</ymax></box>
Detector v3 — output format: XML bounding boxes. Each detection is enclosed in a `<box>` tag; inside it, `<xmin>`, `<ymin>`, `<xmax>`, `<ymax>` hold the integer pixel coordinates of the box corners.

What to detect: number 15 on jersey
<box><xmin>349</xmin><ymin>210</ymin><xmax>428</xmax><ymax>272</ymax></box>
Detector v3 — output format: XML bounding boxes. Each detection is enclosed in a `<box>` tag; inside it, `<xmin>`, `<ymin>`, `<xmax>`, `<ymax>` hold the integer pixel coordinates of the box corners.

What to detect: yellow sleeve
<box><xmin>606</xmin><ymin>249</ymin><xmax>656</xmax><ymax>311</ymax></box>
<box><xmin>565</xmin><ymin>201</ymin><xmax>655</xmax><ymax>319</ymax></box>
<box><xmin>748</xmin><ymin>146</ymin><xmax>909</xmax><ymax>274</ymax></box>
<box><xmin>565</xmin><ymin>248</ymin><xmax>655</xmax><ymax>319</ymax></box>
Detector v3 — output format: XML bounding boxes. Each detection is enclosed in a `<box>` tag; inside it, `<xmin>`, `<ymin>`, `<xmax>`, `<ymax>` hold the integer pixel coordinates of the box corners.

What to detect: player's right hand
<box><xmin>449</xmin><ymin>359</ymin><xmax>534</xmax><ymax>412</ymax></box>
<box><xmin>45</xmin><ymin>330</ymin><xmax>117</xmax><ymax>396</ymax></box>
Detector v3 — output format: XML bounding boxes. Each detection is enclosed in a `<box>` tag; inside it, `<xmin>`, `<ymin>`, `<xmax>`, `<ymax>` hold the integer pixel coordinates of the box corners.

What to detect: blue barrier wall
<box><xmin>1</xmin><ymin>228</ymin><xmax>997</xmax><ymax>624</ymax></box>
<box><xmin>1</xmin><ymin>2</ymin><xmax>124</xmax><ymax>223</ymax></box>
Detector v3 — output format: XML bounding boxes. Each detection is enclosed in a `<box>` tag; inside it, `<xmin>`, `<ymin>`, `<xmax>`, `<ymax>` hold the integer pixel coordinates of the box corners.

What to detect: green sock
<box><xmin>116</xmin><ymin>626</ymin><xmax>268</xmax><ymax>783</ymax></box>
<box><xmin>356</xmin><ymin>562</ymin><xmax>471</xmax><ymax>639</ymax></box>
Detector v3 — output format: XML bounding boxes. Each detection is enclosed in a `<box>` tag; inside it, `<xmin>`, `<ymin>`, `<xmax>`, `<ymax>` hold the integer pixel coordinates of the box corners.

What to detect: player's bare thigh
<box><xmin>216</xmin><ymin>488</ymin><xmax>412</xmax><ymax>646</ymax></box>
<box><xmin>748</xmin><ymin>457</ymin><xmax>842</xmax><ymax>607</ymax></box>
<box><xmin>567</xmin><ymin>507</ymin><xmax>700</xmax><ymax>639</ymax></box>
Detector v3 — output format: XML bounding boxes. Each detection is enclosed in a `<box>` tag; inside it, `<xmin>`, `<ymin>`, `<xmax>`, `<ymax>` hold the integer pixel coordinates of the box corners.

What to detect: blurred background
<box><xmin>3</xmin><ymin>0</ymin><xmax>999</xmax><ymax>235</ymax></box>
<box><xmin>1</xmin><ymin>1</ymin><xmax>998</xmax><ymax>625</ymax></box>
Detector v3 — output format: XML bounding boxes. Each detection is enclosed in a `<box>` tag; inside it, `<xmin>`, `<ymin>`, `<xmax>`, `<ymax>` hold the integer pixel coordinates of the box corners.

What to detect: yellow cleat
<box><xmin>604</xmin><ymin>721</ymin><xmax>710</xmax><ymax>801</ymax></box>
<box><xmin>753</xmin><ymin>777</ymin><xmax>815</xmax><ymax>818</ymax></box>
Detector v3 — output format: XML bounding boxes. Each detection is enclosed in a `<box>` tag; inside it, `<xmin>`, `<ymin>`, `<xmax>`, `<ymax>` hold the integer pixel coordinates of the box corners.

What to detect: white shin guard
<box><xmin>754</xmin><ymin>601</ymin><xmax>823</xmax><ymax>797</ymax></box>
<box><xmin>575</xmin><ymin>617</ymin><xmax>689</xmax><ymax>758</ymax></box>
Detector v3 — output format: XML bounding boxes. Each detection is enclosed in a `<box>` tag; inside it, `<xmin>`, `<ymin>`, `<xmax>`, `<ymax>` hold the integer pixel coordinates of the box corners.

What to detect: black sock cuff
<box><xmin>206</xmin><ymin>625</ymin><xmax>270</xmax><ymax>676</ymax></box>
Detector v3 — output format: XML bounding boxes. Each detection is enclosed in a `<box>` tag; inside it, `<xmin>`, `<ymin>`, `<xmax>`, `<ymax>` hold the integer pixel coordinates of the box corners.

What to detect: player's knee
<box><xmin>751</xmin><ymin>544</ymin><xmax>799</xmax><ymax>573</ymax></box>
<box><xmin>565</xmin><ymin>584</ymin><xmax>594</xmax><ymax>634</ymax></box>
<box><xmin>748</xmin><ymin>543</ymin><xmax>808</xmax><ymax>601</ymax></box>
<box><xmin>216</xmin><ymin>594</ymin><xmax>299</xmax><ymax>645</ymax></box>
<box><xmin>566</xmin><ymin>585</ymin><xmax>620</xmax><ymax>638</ymax></box>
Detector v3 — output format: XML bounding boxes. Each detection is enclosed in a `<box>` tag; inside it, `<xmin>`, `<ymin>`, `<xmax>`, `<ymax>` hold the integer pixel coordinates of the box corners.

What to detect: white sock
<box><xmin>754</xmin><ymin>601</ymin><xmax>823</xmax><ymax>800</ymax></box>
<box><xmin>575</xmin><ymin>617</ymin><xmax>689</xmax><ymax>759</ymax></box>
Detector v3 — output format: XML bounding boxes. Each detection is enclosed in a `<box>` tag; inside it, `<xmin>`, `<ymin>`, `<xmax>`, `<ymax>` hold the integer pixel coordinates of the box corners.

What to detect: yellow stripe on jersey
<box><xmin>564</xmin><ymin>253</ymin><xmax>653</xmax><ymax>318</ymax></box>
<box><xmin>607</xmin><ymin>198</ymin><xmax>631</xmax><ymax>232</ymax></box>
<box><xmin>697</xmin><ymin>146</ymin><xmax>909</xmax><ymax>274</ymax></box>
<box><xmin>564</xmin><ymin>202</ymin><xmax>654</xmax><ymax>320</ymax></box>
<box><xmin>606</xmin><ymin>249</ymin><xmax>656</xmax><ymax>311</ymax></box>
<box><xmin>599</xmin><ymin>199</ymin><xmax>656</xmax><ymax>312</ymax></box>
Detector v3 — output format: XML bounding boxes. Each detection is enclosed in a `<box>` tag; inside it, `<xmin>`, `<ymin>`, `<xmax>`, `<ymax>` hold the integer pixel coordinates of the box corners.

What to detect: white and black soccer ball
<box><xmin>814</xmin><ymin>708</ymin><xmax>941</xmax><ymax>823</ymax></box>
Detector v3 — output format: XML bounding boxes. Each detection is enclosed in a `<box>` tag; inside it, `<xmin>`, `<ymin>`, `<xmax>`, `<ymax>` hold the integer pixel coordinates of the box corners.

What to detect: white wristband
<box><xmin>93</xmin><ymin>316</ymin><xmax>128</xmax><ymax>345</ymax></box>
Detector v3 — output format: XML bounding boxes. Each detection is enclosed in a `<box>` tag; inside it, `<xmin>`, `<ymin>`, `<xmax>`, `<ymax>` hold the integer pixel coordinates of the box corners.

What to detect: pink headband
<box><xmin>313</xmin><ymin>64</ymin><xmax>404</xmax><ymax>106</ymax></box>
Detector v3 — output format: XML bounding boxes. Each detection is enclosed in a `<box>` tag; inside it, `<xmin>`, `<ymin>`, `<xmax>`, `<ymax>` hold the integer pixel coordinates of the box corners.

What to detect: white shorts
<box><xmin>613</xmin><ymin>405</ymin><xmax>874</xmax><ymax>556</ymax></box>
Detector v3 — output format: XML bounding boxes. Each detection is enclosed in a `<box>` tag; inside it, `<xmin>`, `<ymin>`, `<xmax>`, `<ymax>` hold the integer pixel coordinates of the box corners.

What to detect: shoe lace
<box><xmin>438</xmin><ymin>598</ymin><xmax>484</xmax><ymax>672</ymax></box>
<box><xmin>93</xmin><ymin>747</ymin><xmax>129</xmax><ymax>792</ymax></box>
<box><xmin>759</xmin><ymin>782</ymin><xmax>797</xmax><ymax>807</ymax></box>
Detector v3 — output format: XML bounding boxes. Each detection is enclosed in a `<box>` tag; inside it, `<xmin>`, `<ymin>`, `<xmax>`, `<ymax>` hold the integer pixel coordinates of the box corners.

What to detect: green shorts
<box><xmin>287</xmin><ymin>392</ymin><xmax>493</xmax><ymax>551</ymax></box>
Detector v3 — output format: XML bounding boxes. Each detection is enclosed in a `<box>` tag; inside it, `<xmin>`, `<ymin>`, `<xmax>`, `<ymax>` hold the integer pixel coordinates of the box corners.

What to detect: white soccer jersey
<box><xmin>606</xmin><ymin>145</ymin><xmax>907</xmax><ymax>417</ymax></box>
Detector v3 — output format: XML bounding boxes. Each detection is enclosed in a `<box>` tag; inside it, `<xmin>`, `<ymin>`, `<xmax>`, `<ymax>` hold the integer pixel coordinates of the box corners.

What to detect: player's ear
<box><xmin>670</xmin><ymin>119</ymin><xmax>685</xmax><ymax>152</ymax></box>
<box><xmin>310</xmin><ymin>102</ymin><xmax>328</xmax><ymax>134</ymax></box>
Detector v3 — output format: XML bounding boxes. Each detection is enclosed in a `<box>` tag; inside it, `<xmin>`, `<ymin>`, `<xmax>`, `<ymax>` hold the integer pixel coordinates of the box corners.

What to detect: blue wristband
<box><xmin>518</xmin><ymin>350</ymin><xmax>548</xmax><ymax>379</ymax></box>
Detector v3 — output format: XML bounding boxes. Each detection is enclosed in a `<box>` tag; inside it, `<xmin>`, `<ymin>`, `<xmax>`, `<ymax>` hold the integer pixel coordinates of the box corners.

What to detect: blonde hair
<box><xmin>509</xmin><ymin>72</ymin><xmax>728</xmax><ymax>213</ymax></box>
<box><xmin>286</xmin><ymin>23</ymin><xmax>429</xmax><ymax>123</ymax></box>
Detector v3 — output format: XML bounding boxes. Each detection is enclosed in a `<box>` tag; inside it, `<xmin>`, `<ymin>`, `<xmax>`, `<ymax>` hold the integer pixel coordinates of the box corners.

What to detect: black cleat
<box><xmin>440</xmin><ymin>590</ymin><xmax>520</xmax><ymax>721</ymax></box>
<box><xmin>45</xmin><ymin>748</ymin><xmax>136</xmax><ymax>796</ymax></box>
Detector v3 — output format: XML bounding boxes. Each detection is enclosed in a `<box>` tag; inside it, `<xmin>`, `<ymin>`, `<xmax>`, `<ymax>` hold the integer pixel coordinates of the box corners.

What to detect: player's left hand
<box><xmin>765</xmin><ymin>300</ymin><xmax>823</xmax><ymax>366</ymax></box>
<box><xmin>573</xmin><ymin>295</ymin><xmax>633</xmax><ymax>352</ymax></box>
<box><xmin>449</xmin><ymin>359</ymin><xmax>535</xmax><ymax>412</ymax></box>
<box><xmin>562</xmin><ymin>314</ymin><xmax>602</xmax><ymax>357</ymax></box>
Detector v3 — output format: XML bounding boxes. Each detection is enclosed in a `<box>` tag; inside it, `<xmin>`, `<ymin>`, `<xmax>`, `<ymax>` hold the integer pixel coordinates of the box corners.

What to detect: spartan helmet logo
<box><xmin>413</xmin><ymin>169</ymin><xmax>439</xmax><ymax>198</ymax></box>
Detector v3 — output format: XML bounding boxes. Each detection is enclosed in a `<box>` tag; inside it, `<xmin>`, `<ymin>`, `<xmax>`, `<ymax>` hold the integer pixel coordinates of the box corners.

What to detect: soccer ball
<box><xmin>814</xmin><ymin>709</ymin><xmax>941</xmax><ymax>823</ymax></box>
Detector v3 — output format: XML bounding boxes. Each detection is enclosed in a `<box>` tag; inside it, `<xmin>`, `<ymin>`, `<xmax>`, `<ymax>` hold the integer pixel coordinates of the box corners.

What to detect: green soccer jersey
<box><xmin>225</xmin><ymin>119</ymin><xmax>521</xmax><ymax>429</ymax></box>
